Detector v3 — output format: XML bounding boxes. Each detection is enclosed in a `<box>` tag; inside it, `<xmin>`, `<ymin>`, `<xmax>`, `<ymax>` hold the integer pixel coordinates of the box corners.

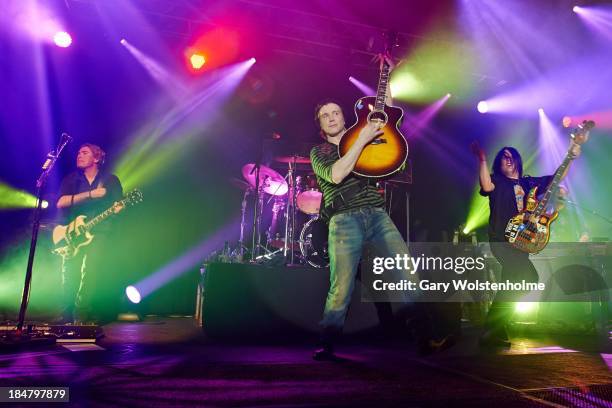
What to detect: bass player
<box><xmin>471</xmin><ymin>141</ymin><xmax>581</xmax><ymax>347</ymax></box>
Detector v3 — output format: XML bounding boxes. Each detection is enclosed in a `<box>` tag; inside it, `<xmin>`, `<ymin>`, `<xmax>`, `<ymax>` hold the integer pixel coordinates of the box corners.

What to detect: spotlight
<box><xmin>53</xmin><ymin>31</ymin><xmax>72</xmax><ymax>48</ymax></box>
<box><xmin>562</xmin><ymin>116</ymin><xmax>572</xmax><ymax>128</ymax></box>
<box><xmin>190</xmin><ymin>53</ymin><xmax>206</xmax><ymax>70</ymax></box>
<box><xmin>477</xmin><ymin>101</ymin><xmax>489</xmax><ymax>113</ymax></box>
<box><xmin>125</xmin><ymin>285</ymin><xmax>142</xmax><ymax>304</ymax></box>
<box><xmin>573</xmin><ymin>6</ymin><xmax>581</xmax><ymax>13</ymax></box>
<box><xmin>446</xmin><ymin>93</ymin><xmax>452</xmax><ymax>98</ymax></box>
<box><xmin>41</xmin><ymin>200</ymin><xmax>49</xmax><ymax>209</ymax></box>
<box><xmin>538</xmin><ymin>108</ymin><xmax>544</xmax><ymax>115</ymax></box>
<box><xmin>515</xmin><ymin>302</ymin><xmax>537</xmax><ymax>314</ymax></box>
<box><xmin>120</xmin><ymin>38</ymin><xmax>127</xmax><ymax>45</ymax></box>
<box><xmin>250</xmin><ymin>57</ymin><xmax>256</xmax><ymax>64</ymax></box>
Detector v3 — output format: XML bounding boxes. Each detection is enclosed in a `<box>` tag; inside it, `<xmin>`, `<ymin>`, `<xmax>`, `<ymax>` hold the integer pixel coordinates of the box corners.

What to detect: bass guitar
<box><xmin>504</xmin><ymin>121</ymin><xmax>593</xmax><ymax>253</ymax></box>
<box><xmin>338</xmin><ymin>32</ymin><xmax>408</xmax><ymax>178</ymax></box>
<box><xmin>52</xmin><ymin>189</ymin><xmax>143</xmax><ymax>259</ymax></box>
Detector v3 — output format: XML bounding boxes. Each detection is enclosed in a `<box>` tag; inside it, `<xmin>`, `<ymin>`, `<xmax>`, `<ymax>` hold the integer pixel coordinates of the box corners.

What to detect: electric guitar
<box><xmin>504</xmin><ymin>120</ymin><xmax>593</xmax><ymax>253</ymax></box>
<box><xmin>338</xmin><ymin>32</ymin><xmax>408</xmax><ymax>178</ymax></box>
<box><xmin>52</xmin><ymin>189</ymin><xmax>143</xmax><ymax>259</ymax></box>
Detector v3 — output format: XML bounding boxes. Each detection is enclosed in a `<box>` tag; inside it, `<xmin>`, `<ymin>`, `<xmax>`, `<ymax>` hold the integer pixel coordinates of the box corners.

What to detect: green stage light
<box><xmin>515</xmin><ymin>302</ymin><xmax>538</xmax><ymax>314</ymax></box>
<box><xmin>390</xmin><ymin>27</ymin><xmax>477</xmax><ymax>104</ymax></box>
<box><xmin>0</xmin><ymin>182</ymin><xmax>41</xmax><ymax>209</ymax></box>
<box><xmin>463</xmin><ymin>186</ymin><xmax>489</xmax><ymax>234</ymax></box>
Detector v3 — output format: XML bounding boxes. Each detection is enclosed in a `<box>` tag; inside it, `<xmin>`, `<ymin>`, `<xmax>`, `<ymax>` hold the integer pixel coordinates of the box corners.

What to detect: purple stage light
<box><xmin>538</xmin><ymin>108</ymin><xmax>544</xmax><ymax>115</ymax></box>
<box><xmin>125</xmin><ymin>285</ymin><xmax>142</xmax><ymax>304</ymax></box>
<box><xmin>477</xmin><ymin>101</ymin><xmax>489</xmax><ymax>113</ymax></box>
<box><xmin>573</xmin><ymin>6</ymin><xmax>581</xmax><ymax>13</ymax></box>
<box><xmin>53</xmin><ymin>31</ymin><xmax>72</xmax><ymax>48</ymax></box>
<box><xmin>127</xmin><ymin>218</ymin><xmax>241</xmax><ymax>301</ymax></box>
<box><xmin>120</xmin><ymin>38</ymin><xmax>127</xmax><ymax>45</ymax></box>
<box><xmin>348</xmin><ymin>76</ymin><xmax>376</xmax><ymax>96</ymax></box>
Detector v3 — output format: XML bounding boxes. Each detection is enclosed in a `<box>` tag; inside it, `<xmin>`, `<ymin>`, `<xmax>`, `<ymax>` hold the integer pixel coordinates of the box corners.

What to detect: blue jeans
<box><xmin>320</xmin><ymin>207</ymin><xmax>415</xmax><ymax>333</ymax></box>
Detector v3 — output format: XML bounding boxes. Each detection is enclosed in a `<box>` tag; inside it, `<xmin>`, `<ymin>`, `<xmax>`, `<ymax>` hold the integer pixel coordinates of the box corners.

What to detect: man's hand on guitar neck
<box><xmin>568</xmin><ymin>140</ymin><xmax>581</xmax><ymax>159</ymax></box>
<box><xmin>375</xmin><ymin>53</ymin><xmax>396</xmax><ymax>106</ymax></box>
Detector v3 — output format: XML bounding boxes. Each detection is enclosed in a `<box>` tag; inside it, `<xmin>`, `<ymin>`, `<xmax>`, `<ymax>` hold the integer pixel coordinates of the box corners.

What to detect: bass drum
<box><xmin>299</xmin><ymin>216</ymin><xmax>329</xmax><ymax>268</ymax></box>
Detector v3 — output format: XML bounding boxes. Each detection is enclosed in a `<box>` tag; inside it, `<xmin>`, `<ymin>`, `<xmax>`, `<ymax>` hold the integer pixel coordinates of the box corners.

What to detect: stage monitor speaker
<box><xmin>200</xmin><ymin>263</ymin><xmax>382</xmax><ymax>339</ymax></box>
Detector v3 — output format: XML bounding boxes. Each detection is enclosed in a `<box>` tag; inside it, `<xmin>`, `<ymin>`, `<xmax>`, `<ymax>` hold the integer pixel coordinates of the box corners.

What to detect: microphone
<box><xmin>56</xmin><ymin>132</ymin><xmax>72</xmax><ymax>156</ymax></box>
<box><xmin>41</xmin><ymin>152</ymin><xmax>55</xmax><ymax>170</ymax></box>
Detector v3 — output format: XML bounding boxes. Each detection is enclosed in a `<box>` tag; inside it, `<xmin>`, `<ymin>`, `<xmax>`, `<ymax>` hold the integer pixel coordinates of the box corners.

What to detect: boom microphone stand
<box><xmin>1</xmin><ymin>133</ymin><xmax>71</xmax><ymax>349</ymax></box>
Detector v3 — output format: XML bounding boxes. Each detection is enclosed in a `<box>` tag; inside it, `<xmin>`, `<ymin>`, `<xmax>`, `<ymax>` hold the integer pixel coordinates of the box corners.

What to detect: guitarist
<box><xmin>310</xmin><ymin>55</ymin><xmax>428</xmax><ymax>360</ymax></box>
<box><xmin>56</xmin><ymin>143</ymin><xmax>123</xmax><ymax>324</ymax></box>
<box><xmin>471</xmin><ymin>142</ymin><xmax>581</xmax><ymax>347</ymax></box>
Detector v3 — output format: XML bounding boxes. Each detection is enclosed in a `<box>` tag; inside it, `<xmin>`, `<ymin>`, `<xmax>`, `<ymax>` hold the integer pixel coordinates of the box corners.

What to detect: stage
<box><xmin>1</xmin><ymin>0</ymin><xmax>612</xmax><ymax>406</ymax></box>
<box><xmin>0</xmin><ymin>317</ymin><xmax>610</xmax><ymax>406</ymax></box>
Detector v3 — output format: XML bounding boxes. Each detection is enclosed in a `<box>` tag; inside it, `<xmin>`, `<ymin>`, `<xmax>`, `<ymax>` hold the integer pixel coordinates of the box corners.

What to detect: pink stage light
<box><xmin>190</xmin><ymin>53</ymin><xmax>206</xmax><ymax>70</ymax></box>
<box><xmin>53</xmin><ymin>31</ymin><xmax>72</xmax><ymax>48</ymax></box>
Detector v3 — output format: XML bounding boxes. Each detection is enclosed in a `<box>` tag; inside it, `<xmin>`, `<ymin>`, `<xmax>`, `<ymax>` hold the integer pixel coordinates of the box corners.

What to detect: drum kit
<box><xmin>235</xmin><ymin>155</ymin><xmax>329</xmax><ymax>268</ymax></box>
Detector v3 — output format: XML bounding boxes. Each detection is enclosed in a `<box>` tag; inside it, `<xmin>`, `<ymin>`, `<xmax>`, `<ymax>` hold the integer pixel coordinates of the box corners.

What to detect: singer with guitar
<box><xmin>56</xmin><ymin>143</ymin><xmax>123</xmax><ymax>324</ymax></box>
<box><xmin>471</xmin><ymin>128</ymin><xmax>585</xmax><ymax>347</ymax></box>
<box><xmin>310</xmin><ymin>54</ymin><xmax>435</xmax><ymax>360</ymax></box>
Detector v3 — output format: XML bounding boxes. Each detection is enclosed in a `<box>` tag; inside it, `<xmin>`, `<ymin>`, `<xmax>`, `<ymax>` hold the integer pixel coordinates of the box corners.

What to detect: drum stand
<box><xmin>282</xmin><ymin>158</ymin><xmax>300</xmax><ymax>265</ymax></box>
<box><xmin>237</xmin><ymin>188</ymin><xmax>251</xmax><ymax>260</ymax></box>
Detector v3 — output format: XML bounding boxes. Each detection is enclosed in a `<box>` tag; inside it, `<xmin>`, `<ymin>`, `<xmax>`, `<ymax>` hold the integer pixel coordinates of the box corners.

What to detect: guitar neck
<box><xmin>84</xmin><ymin>200</ymin><xmax>124</xmax><ymax>231</ymax></box>
<box><xmin>374</xmin><ymin>63</ymin><xmax>391</xmax><ymax>112</ymax></box>
<box><xmin>534</xmin><ymin>152</ymin><xmax>573</xmax><ymax>215</ymax></box>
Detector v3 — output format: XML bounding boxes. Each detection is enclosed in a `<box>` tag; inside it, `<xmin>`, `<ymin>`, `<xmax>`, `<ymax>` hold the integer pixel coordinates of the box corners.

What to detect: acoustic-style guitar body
<box><xmin>338</xmin><ymin>96</ymin><xmax>407</xmax><ymax>177</ymax></box>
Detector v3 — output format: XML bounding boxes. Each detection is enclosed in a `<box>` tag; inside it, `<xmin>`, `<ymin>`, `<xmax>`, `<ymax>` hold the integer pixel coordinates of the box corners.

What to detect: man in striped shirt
<box><xmin>310</xmin><ymin>73</ymin><xmax>416</xmax><ymax>360</ymax></box>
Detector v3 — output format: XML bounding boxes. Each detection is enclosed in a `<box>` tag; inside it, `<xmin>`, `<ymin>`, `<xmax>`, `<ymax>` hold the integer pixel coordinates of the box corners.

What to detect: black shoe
<box><xmin>417</xmin><ymin>334</ymin><xmax>457</xmax><ymax>356</ymax></box>
<box><xmin>479</xmin><ymin>330</ymin><xmax>511</xmax><ymax>348</ymax></box>
<box><xmin>313</xmin><ymin>345</ymin><xmax>336</xmax><ymax>361</ymax></box>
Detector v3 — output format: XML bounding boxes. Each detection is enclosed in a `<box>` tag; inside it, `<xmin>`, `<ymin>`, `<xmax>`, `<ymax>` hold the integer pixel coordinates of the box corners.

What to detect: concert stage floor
<box><xmin>1</xmin><ymin>317</ymin><xmax>610</xmax><ymax>407</ymax></box>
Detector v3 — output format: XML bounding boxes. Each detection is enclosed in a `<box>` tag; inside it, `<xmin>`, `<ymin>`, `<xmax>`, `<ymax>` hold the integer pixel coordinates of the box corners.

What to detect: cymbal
<box><xmin>230</xmin><ymin>177</ymin><xmax>252</xmax><ymax>191</ymax></box>
<box><xmin>242</xmin><ymin>163</ymin><xmax>288</xmax><ymax>196</ymax></box>
<box><xmin>275</xmin><ymin>155</ymin><xmax>311</xmax><ymax>164</ymax></box>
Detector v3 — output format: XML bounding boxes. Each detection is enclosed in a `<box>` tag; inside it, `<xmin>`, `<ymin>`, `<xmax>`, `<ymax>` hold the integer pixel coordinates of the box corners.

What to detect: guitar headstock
<box><xmin>383</xmin><ymin>30</ymin><xmax>399</xmax><ymax>56</ymax></box>
<box><xmin>570</xmin><ymin>120</ymin><xmax>594</xmax><ymax>145</ymax></box>
<box><xmin>123</xmin><ymin>189</ymin><xmax>144</xmax><ymax>207</ymax></box>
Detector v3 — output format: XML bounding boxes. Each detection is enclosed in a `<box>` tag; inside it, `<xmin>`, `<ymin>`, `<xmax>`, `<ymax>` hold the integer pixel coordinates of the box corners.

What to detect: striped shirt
<box><xmin>310</xmin><ymin>142</ymin><xmax>384</xmax><ymax>218</ymax></box>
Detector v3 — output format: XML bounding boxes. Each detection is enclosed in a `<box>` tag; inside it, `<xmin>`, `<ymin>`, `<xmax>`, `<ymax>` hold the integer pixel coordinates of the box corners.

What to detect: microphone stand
<box><xmin>563</xmin><ymin>200</ymin><xmax>612</xmax><ymax>225</ymax></box>
<box><xmin>2</xmin><ymin>133</ymin><xmax>71</xmax><ymax>349</ymax></box>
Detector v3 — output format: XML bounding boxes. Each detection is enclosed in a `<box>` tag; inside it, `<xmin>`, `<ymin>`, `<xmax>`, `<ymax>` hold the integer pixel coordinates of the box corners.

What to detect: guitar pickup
<box><xmin>370</xmin><ymin>138</ymin><xmax>387</xmax><ymax>145</ymax></box>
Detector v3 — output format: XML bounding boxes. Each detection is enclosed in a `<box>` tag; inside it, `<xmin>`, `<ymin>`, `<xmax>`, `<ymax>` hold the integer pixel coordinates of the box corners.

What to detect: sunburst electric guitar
<box><xmin>504</xmin><ymin>121</ymin><xmax>593</xmax><ymax>253</ymax></box>
<box><xmin>338</xmin><ymin>35</ymin><xmax>408</xmax><ymax>178</ymax></box>
<box><xmin>52</xmin><ymin>189</ymin><xmax>143</xmax><ymax>259</ymax></box>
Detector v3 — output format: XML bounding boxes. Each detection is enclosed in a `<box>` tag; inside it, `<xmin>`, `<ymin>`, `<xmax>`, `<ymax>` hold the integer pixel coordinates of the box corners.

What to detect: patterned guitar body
<box><xmin>504</xmin><ymin>188</ymin><xmax>559</xmax><ymax>254</ymax></box>
<box><xmin>503</xmin><ymin>120</ymin><xmax>592</xmax><ymax>253</ymax></box>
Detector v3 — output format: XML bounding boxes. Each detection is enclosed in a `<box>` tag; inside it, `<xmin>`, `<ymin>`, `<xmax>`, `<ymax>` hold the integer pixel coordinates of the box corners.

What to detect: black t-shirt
<box><xmin>58</xmin><ymin>171</ymin><xmax>123</xmax><ymax>229</ymax></box>
<box><xmin>480</xmin><ymin>173</ymin><xmax>552</xmax><ymax>241</ymax></box>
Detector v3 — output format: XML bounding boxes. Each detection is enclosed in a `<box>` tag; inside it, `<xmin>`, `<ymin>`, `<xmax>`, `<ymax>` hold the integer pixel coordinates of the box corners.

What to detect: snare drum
<box><xmin>299</xmin><ymin>216</ymin><xmax>329</xmax><ymax>268</ymax></box>
<box><xmin>296</xmin><ymin>174</ymin><xmax>322</xmax><ymax>215</ymax></box>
